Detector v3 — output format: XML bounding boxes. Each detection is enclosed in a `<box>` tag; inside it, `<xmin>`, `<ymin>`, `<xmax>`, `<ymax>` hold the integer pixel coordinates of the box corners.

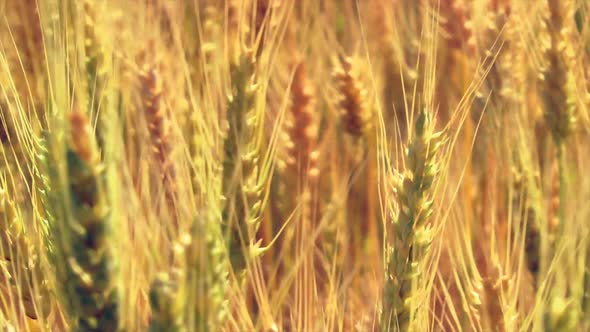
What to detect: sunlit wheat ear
<box><xmin>0</xmin><ymin>186</ymin><xmax>49</xmax><ymax>322</ymax></box>
<box><xmin>382</xmin><ymin>110</ymin><xmax>444</xmax><ymax>332</ymax></box>
<box><xmin>43</xmin><ymin>111</ymin><xmax>120</xmax><ymax>331</ymax></box>
<box><xmin>332</xmin><ymin>56</ymin><xmax>371</xmax><ymax>139</ymax></box>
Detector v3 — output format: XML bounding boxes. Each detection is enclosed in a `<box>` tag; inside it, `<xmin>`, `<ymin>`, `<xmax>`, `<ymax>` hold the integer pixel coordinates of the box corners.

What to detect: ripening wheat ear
<box><xmin>538</xmin><ymin>0</ymin><xmax>576</xmax><ymax>248</ymax></box>
<box><xmin>280</xmin><ymin>61</ymin><xmax>319</xmax><ymax>258</ymax></box>
<box><xmin>537</xmin><ymin>2</ymin><xmax>578</xmax><ymax>328</ymax></box>
<box><xmin>280</xmin><ymin>60</ymin><xmax>321</xmax><ymax>332</ymax></box>
<box><xmin>43</xmin><ymin>111</ymin><xmax>120</xmax><ymax>331</ymax></box>
<box><xmin>381</xmin><ymin>110</ymin><xmax>445</xmax><ymax>332</ymax></box>
<box><xmin>333</xmin><ymin>56</ymin><xmax>371</xmax><ymax>139</ymax></box>
<box><xmin>331</xmin><ymin>54</ymin><xmax>381</xmax><ymax>271</ymax></box>
<box><xmin>285</xmin><ymin>62</ymin><xmax>319</xmax><ymax>185</ymax></box>
<box><xmin>140</xmin><ymin>66</ymin><xmax>178</xmax><ymax>209</ymax></box>
<box><xmin>539</xmin><ymin>1</ymin><xmax>576</xmax><ymax>147</ymax></box>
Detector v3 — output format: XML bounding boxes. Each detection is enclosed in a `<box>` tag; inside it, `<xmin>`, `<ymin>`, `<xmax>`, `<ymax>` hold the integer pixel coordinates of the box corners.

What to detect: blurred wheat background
<box><xmin>0</xmin><ymin>0</ymin><xmax>589</xmax><ymax>331</ymax></box>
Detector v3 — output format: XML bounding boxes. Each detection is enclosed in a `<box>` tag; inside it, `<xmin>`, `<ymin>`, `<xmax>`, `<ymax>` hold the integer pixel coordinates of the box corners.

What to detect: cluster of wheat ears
<box><xmin>0</xmin><ymin>0</ymin><xmax>589</xmax><ymax>331</ymax></box>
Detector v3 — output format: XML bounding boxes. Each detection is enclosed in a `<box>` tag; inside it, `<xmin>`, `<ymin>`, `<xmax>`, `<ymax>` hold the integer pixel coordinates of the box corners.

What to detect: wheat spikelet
<box><xmin>382</xmin><ymin>110</ymin><xmax>444</xmax><ymax>332</ymax></box>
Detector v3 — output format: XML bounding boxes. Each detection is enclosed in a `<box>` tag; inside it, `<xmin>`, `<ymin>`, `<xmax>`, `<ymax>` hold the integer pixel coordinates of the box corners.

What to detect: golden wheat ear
<box><xmin>539</xmin><ymin>1</ymin><xmax>576</xmax><ymax>146</ymax></box>
<box><xmin>333</xmin><ymin>56</ymin><xmax>370</xmax><ymax>139</ymax></box>
<box><xmin>140</xmin><ymin>66</ymin><xmax>177</xmax><ymax>205</ymax></box>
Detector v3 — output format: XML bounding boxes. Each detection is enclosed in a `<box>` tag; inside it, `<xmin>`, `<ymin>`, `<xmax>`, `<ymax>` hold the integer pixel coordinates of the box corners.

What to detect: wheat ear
<box><xmin>382</xmin><ymin>110</ymin><xmax>444</xmax><ymax>332</ymax></box>
<box><xmin>43</xmin><ymin>112</ymin><xmax>120</xmax><ymax>331</ymax></box>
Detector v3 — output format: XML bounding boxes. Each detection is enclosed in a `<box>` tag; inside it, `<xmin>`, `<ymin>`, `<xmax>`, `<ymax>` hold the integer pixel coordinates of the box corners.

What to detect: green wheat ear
<box><xmin>382</xmin><ymin>110</ymin><xmax>444</xmax><ymax>332</ymax></box>
<box><xmin>43</xmin><ymin>111</ymin><xmax>120</xmax><ymax>331</ymax></box>
<box><xmin>222</xmin><ymin>49</ymin><xmax>263</xmax><ymax>271</ymax></box>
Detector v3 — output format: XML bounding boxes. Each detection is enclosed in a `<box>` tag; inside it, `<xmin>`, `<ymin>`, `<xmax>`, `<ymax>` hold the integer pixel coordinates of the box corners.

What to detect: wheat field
<box><xmin>0</xmin><ymin>0</ymin><xmax>589</xmax><ymax>331</ymax></box>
